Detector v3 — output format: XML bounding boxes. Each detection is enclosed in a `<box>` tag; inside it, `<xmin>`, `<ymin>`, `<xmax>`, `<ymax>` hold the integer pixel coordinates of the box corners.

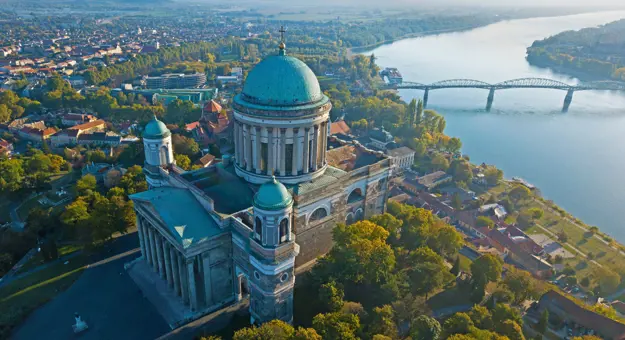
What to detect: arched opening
<box><xmin>309</xmin><ymin>207</ymin><xmax>328</xmax><ymax>223</ymax></box>
<box><xmin>255</xmin><ymin>217</ymin><xmax>262</xmax><ymax>242</ymax></box>
<box><xmin>279</xmin><ymin>218</ymin><xmax>289</xmax><ymax>243</ymax></box>
<box><xmin>347</xmin><ymin>188</ymin><xmax>364</xmax><ymax>204</ymax></box>
<box><xmin>160</xmin><ymin>145</ymin><xmax>169</xmax><ymax>164</ymax></box>
<box><xmin>345</xmin><ymin>213</ymin><xmax>355</xmax><ymax>225</ymax></box>
<box><xmin>355</xmin><ymin>208</ymin><xmax>364</xmax><ymax>221</ymax></box>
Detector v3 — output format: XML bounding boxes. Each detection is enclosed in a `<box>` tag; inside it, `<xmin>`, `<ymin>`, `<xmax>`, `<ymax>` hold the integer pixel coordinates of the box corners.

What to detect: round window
<box><xmin>280</xmin><ymin>272</ymin><xmax>289</xmax><ymax>282</ymax></box>
<box><xmin>254</xmin><ymin>271</ymin><xmax>261</xmax><ymax>280</ymax></box>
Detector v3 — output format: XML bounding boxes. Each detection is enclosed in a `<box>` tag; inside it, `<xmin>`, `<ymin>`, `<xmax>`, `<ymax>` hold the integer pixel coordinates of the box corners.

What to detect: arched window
<box><xmin>309</xmin><ymin>208</ymin><xmax>328</xmax><ymax>223</ymax></box>
<box><xmin>347</xmin><ymin>188</ymin><xmax>363</xmax><ymax>204</ymax></box>
<box><xmin>255</xmin><ymin>217</ymin><xmax>262</xmax><ymax>242</ymax></box>
<box><xmin>345</xmin><ymin>213</ymin><xmax>355</xmax><ymax>225</ymax></box>
<box><xmin>279</xmin><ymin>218</ymin><xmax>289</xmax><ymax>243</ymax></box>
<box><xmin>160</xmin><ymin>145</ymin><xmax>169</xmax><ymax>164</ymax></box>
<box><xmin>355</xmin><ymin>208</ymin><xmax>364</xmax><ymax>221</ymax></box>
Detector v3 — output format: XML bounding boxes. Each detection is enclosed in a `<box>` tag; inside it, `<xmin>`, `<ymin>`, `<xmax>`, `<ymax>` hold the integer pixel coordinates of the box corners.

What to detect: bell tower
<box><xmin>142</xmin><ymin>116</ymin><xmax>174</xmax><ymax>188</ymax></box>
<box><xmin>248</xmin><ymin>176</ymin><xmax>299</xmax><ymax>324</ymax></box>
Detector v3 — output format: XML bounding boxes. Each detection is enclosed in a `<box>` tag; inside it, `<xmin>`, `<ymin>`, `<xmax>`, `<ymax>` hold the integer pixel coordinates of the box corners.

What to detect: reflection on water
<box><xmin>362</xmin><ymin>11</ymin><xmax>625</xmax><ymax>241</ymax></box>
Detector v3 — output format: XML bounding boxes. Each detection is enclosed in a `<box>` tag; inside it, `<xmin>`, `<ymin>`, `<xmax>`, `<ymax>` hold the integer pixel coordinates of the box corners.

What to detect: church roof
<box><xmin>235</xmin><ymin>47</ymin><xmax>328</xmax><ymax>112</ymax></box>
<box><xmin>204</xmin><ymin>100</ymin><xmax>222</xmax><ymax>113</ymax></box>
<box><xmin>143</xmin><ymin>116</ymin><xmax>170</xmax><ymax>139</ymax></box>
<box><xmin>130</xmin><ymin>187</ymin><xmax>222</xmax><ymax>248</ymax></box>
<box><xmin>254</xmin><ymin>176</ymin><xmax>293</xmax><ymax>211</ymax></box>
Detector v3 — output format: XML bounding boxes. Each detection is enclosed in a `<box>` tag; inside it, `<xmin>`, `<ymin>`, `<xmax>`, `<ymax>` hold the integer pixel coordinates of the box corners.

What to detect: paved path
<box><xmin>11</xmin><ymin>232</ymin><xmax>170</xmax><ymax>340</ymax></box>
<box><xmin>532</xmin><ymin>223</ymin><xmax>603</xmax><ymax>268</ymax></box>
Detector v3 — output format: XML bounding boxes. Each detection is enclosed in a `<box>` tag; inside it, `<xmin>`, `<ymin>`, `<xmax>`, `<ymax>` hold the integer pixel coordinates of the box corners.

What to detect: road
<box><xmin>11</xmin><ymin>232</ymin><xmax>170</xmax><ymax>340</ymax></box>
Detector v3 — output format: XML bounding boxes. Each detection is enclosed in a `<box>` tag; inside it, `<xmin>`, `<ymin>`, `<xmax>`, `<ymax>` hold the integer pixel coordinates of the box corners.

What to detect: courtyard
<box><xmin>10</xmin><ymin>232</ymin><xmax>170</xmax><ymax>340</ymax></box>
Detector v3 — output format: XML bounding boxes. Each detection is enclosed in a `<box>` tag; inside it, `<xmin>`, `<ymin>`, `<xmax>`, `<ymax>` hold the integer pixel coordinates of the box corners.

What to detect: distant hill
<box><xmin>527</xmin><ymin>19</ymin><xmax>625</xmax><ymax>81</ymax></box>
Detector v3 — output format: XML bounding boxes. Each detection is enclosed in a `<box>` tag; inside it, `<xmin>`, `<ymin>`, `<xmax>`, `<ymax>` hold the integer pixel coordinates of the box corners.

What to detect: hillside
<box><xmin>526</xmin><ymin>19</ymin><xmax>625</xmax><ymax>81</ymax></box>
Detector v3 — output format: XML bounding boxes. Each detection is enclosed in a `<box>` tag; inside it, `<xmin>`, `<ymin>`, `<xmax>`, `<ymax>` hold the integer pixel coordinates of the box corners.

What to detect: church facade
<box><xmin>129</xmin><ymin>43</ymin><xmax>392</xmax><ymax>325</ymax></box>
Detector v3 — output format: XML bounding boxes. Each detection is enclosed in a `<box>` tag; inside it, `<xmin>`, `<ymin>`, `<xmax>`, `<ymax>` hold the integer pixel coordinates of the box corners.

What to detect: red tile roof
<box><xmin>204</xmin><ymin>100</ymin><xmax>222</xmax><ymax>113</ymax></box>
<box><xmin>330</xmin><ymin>120</ymin><xmax>351</xmax><ymax>135</ymax></box>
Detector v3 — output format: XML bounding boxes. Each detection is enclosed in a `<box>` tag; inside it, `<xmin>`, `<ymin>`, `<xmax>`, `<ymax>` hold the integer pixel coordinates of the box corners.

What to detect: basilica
<box><xmin>128</xmin><ymin>42</ymin><xmax>392</xmax><ymax>326</ymax></box>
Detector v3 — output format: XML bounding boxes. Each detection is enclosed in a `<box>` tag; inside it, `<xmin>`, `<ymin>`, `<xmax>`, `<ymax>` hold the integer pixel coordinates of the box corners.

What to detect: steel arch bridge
<box><xmin>383</xmin><ymin>77</ymin><xmax>625</xmax><ymax>111</ymax></box>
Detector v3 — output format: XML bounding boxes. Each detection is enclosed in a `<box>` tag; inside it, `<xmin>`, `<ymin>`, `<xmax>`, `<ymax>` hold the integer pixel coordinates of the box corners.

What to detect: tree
<box><xmin>449</xmin><ymin>159</ymin><xmax>473</xmax><ymax>183</ymax></box>
<box><xmin>492</xmin><ymin>304</ymin><xmax>522</xmax><ymax>326</ymax></box>
<box><xmin>557</xmin><ymin>231</ymin><xmax>568</xmax><ymax>243</ymax></box>
<box><xmin>470</xmin><ymin>254</ymin><xmax>503</xmax><ymax>303</ymax></box>
<box><xmin>589</xmin><ymin>226</ymin><xmax>599</xmax><ymax>234</ymax></box>
<box><xmin>312</xmin><ymin>312</ymin><xmax>360</xmax><ymax>340</ymax></box>
<box><xmin>415</xmin><ymin>99</ymin><xmax>424</xmax><ymax>126</ymax></box>
<box><xmin>391</xmin><ymin>294</ymin><xmax>430</xmax><ymax>326</ymax></box>
<box><xmin>319</xmin><ymin>280</ymin><xmax>345</xmax><ymax>312</ymax></box>
<box><xmin>497</xmin><ymin>320</ymin><xmax>525</xmax><ymax>340</ymax></box>
<box><xmin>443</xmin><ymin>312</ymin><xmax>474</xmax><ymax>336</ymax></box>
<box><xmin>476</xmin><ymin>216</ymin><xmax>494</xmax><ymax>229</ymax></box>
<box><xmin>580</xmin><ymin>276</ymin><xmax>591</xmax><ymax>288</ymax></box>
<box><xmin>451</xmin><ymin>256</ymin><xmax>461</xmax><ymax>276</ymax></box>
<box><xmin>411</xmin><ymin>315</ymin><xmax>441</xmax><ymax>340</ymax></box>
<box><xmin>537</xmin><ymin>309</ymin><xmax>549</xmax><ymax>334</ymax></box>
<box><xmin>501</xmin><ymin>267</ymin><xmax>538</xmax><ymax>305</ymax></box>
<box><xmin>0</xmin><ymin>104</ymin><xmax>10</xmax><ymax>123</ymax></box>
<box><xmin>175</xmin><ymin>154</ymin><xmax>192</xmax><ymax>170</ymax></box>
<box><xmin>451</xmin><ymin>193</ymin><xmax>462</xmax><ymax>210</ymax></box>
<box><xmin>407</xmin><ymin>247</ymin><xmax>454</xmax><ymax>299</ymax></box>
<box><xmin>369</xmin><ymin>213</ymin><xmax>402</xmax><ymax>242</ymax></box>
<box><xmin>484</xmin><ymin>167</ymin><xmax>503</xmax><ymax>186</ymax></box>
<box><xmin>75</xmin><ymin>174</ymin><xmax>97</xmax><ymax>196</ymax></box>
<box><xmin>431</xmin><ymin>153</ymin><xmax>449</xmax><ymax>172</ymax></box>
<box><xmin>233</xmin><ymin>320</ymin><xmax>294</xmax><ymax>340</ymax></box>
<box><xmin>468</xmin><ymin>305</ymin><xmax>493</xmax><ymax>330</ymax></box>
<box><xmin>427</xmin><ymin>224</ymin><xmax>463</xmax><ymax>259</ymax></box>
<box><xmin>509</xmin><ymin>185</ymin><xmax>531</xmax><ymax>202</ymax></box>
<box><xmin>368</xmin><ymin>305</ymin><xmax>398</xmax><ymax>339</ymax></box>
<box><xmin>527</xmin><ymin>208</ymin><xmax>544</xmax><ymax>220</ymax></box>
<box><xmin>0</xmin><ymin>158</ymin><xmax>24</xmax><ymax>193</ymax></box>
<box><xmin>594</xmin><ymin>267</ymin><xmax>621</xmax><ymax>294</ymax></box>
<box><xmin>408</xmin><ymin>98</ymin><xmax>417</xmax><ymax>127</ymax></box>
<box><xmin>172</xmin><ymin>134</ymin><xmax>200</xmax><ymax>157</ymax></box>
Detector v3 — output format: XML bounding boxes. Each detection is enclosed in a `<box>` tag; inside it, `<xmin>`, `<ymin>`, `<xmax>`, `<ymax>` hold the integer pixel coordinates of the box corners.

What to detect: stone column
<box><xmin>202</xmin><ymin>254</ymin><xmax>213</xmax><ymax>306</ymax></box>
<box><xmin>291</xmin><ymin>128</ymin><xmax>299</xmax><ymax>176</ymax></box>
<box><xmin>155</xmin><ymin>233</ymin><xmax>165</xmax><ymax>278</ymax></box>
<box><xmin>148</xmin><ymin>227</ymin><xmax>157</xmax><ymax>271</ymax></box>
<box><xmin>255</xmin><ymin>126</ymin><xmax>261</xmax><ymax>174</ymax></box>
<box><xmin>312</xmin><ymin>125</ymin><xmax>319</xmax><ymax>172</ymax></box>
<box><xmin>136</xmin><ymin>216</ymin><xmax>146</xmax><ymax>261</ymax></box>
<box><xmin>142</xmin><ymin>220</ymin><xmax>152</xmax><ymax>266</ymax></box>
<box><xmin>179</xmin><ymin>255</ymin><xmax>189</xmax><ymax>304</ymax></box>
<box><xmin>322</xmin><ymin>121</ymin><xmax>328</xmax><ymax>166</ymax></box>
<box><xmin>187</xmin><ymin>259</ymin><xmax>198</xmax><ymax>311</ymax></box>
<box><xmin>267</xmin><ymin>127</ymin><xmax>274</xmax><ymax>175</ymax></box>
<box><xmin>170</xmin><ymin>248</ymin><xmax>181</xmax><ymax>296</ymax></box>
<box><xmin>163</xmin><ymin>241</ymin><xmax>173</xmax><ymax>288</ymax></box>
<box><xmin>233</xmin><ymin>122</ymin><xmax>240</xmax><ymax>165</ymax></box>
<box><xmin>239</xmin><ymin>122</ymin><xmax>244</xmax><ymax>167</ymax></box>
<box><xmin>280</xmin><ymin>128</ymin><xmax>286</xmax><ymax>176</ymax></box>
<box><xmin>302</xmin><ymin>127</ymin><xmax>310</xmax><ymax>174</ymax></box>
<box><xmin>245</xmin><ymin>125</ymin><xmax>252</xmax><ymax>172</ymax></box>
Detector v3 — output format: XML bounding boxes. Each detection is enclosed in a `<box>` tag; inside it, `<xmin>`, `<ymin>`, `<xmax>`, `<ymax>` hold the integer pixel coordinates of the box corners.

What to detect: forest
<box><xmin>526</xmin><ymin>19</ymin><xmax>625</xmax><ymax>81</ymax></box>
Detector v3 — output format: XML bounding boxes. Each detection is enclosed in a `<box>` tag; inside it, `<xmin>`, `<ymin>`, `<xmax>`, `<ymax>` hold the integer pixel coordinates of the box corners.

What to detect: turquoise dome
<box><xmin>254</xmin><ymin>176</ymin><xmax>293</xmax><ymax>211</ymax></box>
<box><xmin>240</xmin><ymin>50</ymin><xmax>324</xmax><ymax>107</ymax></box>
<box><xmin>143</xmin><ymin>116</ymin><xmax>171</xmax><ymax>139</ymax></box>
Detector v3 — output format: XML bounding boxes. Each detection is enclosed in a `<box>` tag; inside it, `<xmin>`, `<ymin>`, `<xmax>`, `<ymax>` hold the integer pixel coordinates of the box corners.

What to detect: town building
<box><xmin>188</xmin><ymin>100</ymin><xmax>231</xmax><ymax>146</ymax></box>
<box><xmin>126</xmin><ymin>43</ymin><xmax>391</xmax><ymax>326</ymax></box>
<box><xmin>368</xmin><ymin>127</ymin><xmax>395</xmax><ymax>150</ymax></box>
<box><xmin>534</xmin><ymin>290</ymin><xmax>625</xmax><ymax>339</ymax></box>
<box><xmin>145</xmin><ymin>73</ymin><xmax>207</xmax><ymax>89</ymax></box>
<box><xmin>402</xmin><ymin>171</ymin><xmax>452</xmax><ymax>193</ymax></box>
<box><xmin>61</xmin><ymin>113</ymin><xmax>97</xmax><ymax>127</ymax></box>
<box><xmin>386</xmin><ymin>146</ymin><xmax>416</xmax><ymax>172</ymax></box>
<box><xmin>0</xmin><ymin>138</ymin><xmax>13</xmax><ymax>156</ymax></box>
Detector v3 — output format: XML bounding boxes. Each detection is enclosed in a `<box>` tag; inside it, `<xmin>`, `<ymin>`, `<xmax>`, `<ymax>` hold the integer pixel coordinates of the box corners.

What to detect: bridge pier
<box><xmin>562</xmin><ymin>89</ymin><xmax>574</xmax><ymax>112</ymax></box>
<box><xmin>423</xmin><ymin>88</ymin><xmax>429</xmax><ymax>108</ymax></box>
<box><xmin>486</xmin><ymin>87</ymin><xmax>495</xmax><ymax>112</ymax></box>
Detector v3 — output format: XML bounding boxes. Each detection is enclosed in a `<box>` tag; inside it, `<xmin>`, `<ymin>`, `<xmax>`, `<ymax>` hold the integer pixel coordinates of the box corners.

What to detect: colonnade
<box><xmin>136</xmin><ymin>215</ymin><xmax>199</xmax><ymax>311</ymax></box>
<box><xmin>233</xmin><ymin>120</ymin><xmax>329</xmax><ymax>176</ymax></box>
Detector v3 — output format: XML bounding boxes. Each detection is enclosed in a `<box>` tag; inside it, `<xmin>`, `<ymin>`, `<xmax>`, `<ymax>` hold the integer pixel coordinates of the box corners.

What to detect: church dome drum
<box><xmin>233</xmin><ymin>43</ymin><xmax>332</xmax><ymax>185</ymax></box>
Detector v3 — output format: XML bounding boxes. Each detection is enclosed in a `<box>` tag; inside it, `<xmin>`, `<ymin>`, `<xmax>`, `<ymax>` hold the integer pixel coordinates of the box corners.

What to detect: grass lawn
<box><xmin>427</xmin><ymin>284</ymin><xmax>473</xmax><ymax>311</ymax></box>
<box><xmin>0</xmin><ymin>253</ymin><xmax>88</xmax><ymax>338</ymax></box>
<box><xmin>458</xmin><ymin>254</ymin><xmax>473</xmax><ymax>273</ymax></box>
<box><xmin>16</xmin><ymin>244</ymin><xmax>83</xmax><ymax>275</ymax></box>
<box><xmin>16</xmin><ymin>195</ymin><xmax>44</xmax><ymax>221</ymax></box>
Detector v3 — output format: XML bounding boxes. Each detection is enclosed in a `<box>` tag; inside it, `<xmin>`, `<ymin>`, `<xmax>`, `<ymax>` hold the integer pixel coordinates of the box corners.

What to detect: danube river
<box><xmin>361</xmin><ymin>11</ymin><xmax>625</xmax><ymax>242</ymax></box>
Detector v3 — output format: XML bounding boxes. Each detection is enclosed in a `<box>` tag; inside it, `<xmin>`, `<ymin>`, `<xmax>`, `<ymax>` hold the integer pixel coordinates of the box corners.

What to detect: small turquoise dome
<box><xmin>240</xmin><ymin>51</ymin><xmax>324</xmax><ymax>107</ymax></box>
<box><xmin>254</xmin><ymin>176</ymin><xmax>293</xmax><ymax>211</ymax></box>
<box><xmin>143</xmin><ymin>116</ymin><xmax>170</xmax><ymax>139</ymax></box>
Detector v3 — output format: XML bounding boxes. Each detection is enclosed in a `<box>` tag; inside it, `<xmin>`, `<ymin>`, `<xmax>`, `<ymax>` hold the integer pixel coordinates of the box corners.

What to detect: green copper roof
<box><xmin>143</xmin><ymin>116</ymin><xmax>171</xmax><ymax>139</ymax></box>
<box><xmin>240</xmin><ymin>52</ymin><xmax>324</xmax><ymax>107</ymax></box>
<box><xmin>130</xmin><ymin>187</ymin><xmax>223</xmax><ymax>248</ymax></box>
<box><xmin>254</xmin><ymin>176</ymin><xmax>293</xmax><ymax>211</ymax></box>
